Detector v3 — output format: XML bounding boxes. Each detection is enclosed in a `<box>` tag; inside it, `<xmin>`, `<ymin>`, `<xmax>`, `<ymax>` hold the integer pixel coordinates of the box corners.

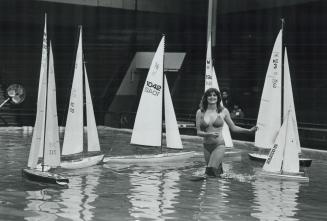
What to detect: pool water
<box><xmin>0</xmin><ymin>127</ymin><xmax>326</xmax><ymax>221</ymax></box>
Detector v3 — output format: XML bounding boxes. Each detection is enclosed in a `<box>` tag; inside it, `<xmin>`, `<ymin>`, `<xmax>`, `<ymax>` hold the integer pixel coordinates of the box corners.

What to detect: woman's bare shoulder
<box><xmin>196</xmin><ymin>109</ymin><xmax>203</xmax><ymax>117</ymax></box>
<box><xmin>196</xmin><ymin>109</ymin><xmax>202</xmax><ymax>114</ymax></box>
<box><xmin>221</xmin><ymin>107</ymin><xmax>230</xmax><ymax>118</ymax></box>
<box><xmin>222</xmin><ymin>107</ymin><xmax>230</xmax><ymax>114</ymax></box>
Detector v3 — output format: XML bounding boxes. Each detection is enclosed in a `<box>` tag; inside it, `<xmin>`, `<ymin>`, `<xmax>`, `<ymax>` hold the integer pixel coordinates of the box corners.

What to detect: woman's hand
<box><xmin>248</xmin><ymin>126</ymin><xmax>258</xmax><ymax>134</ymax></box>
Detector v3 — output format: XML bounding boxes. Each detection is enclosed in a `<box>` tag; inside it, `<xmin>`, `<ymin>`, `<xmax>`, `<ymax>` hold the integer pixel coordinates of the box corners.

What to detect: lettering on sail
<box><xmin>144</xmin><ymin>81</ymin><xmax>161</xmax><ymax>96</ymax></box>
<box><xmin>273</xmin><ymin>58</ymin><xmax>279</xmax><ymax>69</ymax></box>
<box><xmin>206</xmin><ymin>59</ymin><xmax>212</xmax><ymax>78</ymax></box>
<box><xmin>272</xmin><ymin>52</ymin><xmax>279</xmax><ymax>67</ymax></box>
<box><xmin>272</xmin><ymin>52</ymin><xmax>280</xmax><ymax>77</ymax></box>
<box><xmin>266</xmin><ymin>144</ymin><xmax>278</xmax><ymax>164</ymax></box>
<box><xmin>42</xmin><ymin>32</ymin><xmax>47</xmax><ymax>49</ymax></box>
<box><xmin>48</xmin><ymin>142</ymin><xmax>57</xmax><ymax>155</ymax></box>
<box><xmin>150</xmin><ymin>62</ymin><xmax>160</xmax><ymax>76</ymax></box>
<box><xmin>272</xmin><ymin>79</ymin><xmax>278</xmax><ymax>88</ymax></box>
<box><xmin>69</xmin><ymin>102</ymin><xmax>75</xmax><ymax>113</ymax></box>
<box><xmin>205</xmin><ymin>74</ymin><xmax>212</xmax><ymax>80</ymax></box>
<box><xmin>49</xmin><ymin>149</ymin><xmax>56</xmax><ymax>155</ymax></box>
<box><xmin>271</xmin><ymin>52</ymin><xmax>280</xmax><ymax>88</ymax></box>
<box><xmin>69</xmin><ymin>89</ymin><xmax>77</xmax><ymax>113</ymax></box>
<box><xmin>205</xmin><ymin>59</ymin><xmax>212</xmax><ymax>87</ymax></box>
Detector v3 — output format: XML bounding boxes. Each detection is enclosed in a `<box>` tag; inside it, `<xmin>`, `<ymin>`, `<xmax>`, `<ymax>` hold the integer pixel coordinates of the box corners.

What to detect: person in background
<box><xmin>230</xmin><ymin>104</ymin><xmax>245</xmax><ymax>119</ymax></box>
<box><xmin>221</xmin><ymin>89</ymin><xmax>233</xmax><ymax>111</ymax></box>
<box><xmin>195</xmin><ymin>88</ymin><xmax>257</xmax><ymax>177</ymax></box>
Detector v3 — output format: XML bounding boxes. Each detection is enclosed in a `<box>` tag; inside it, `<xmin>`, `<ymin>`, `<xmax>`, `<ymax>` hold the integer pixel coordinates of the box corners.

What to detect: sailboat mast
<box><xmin>41</xmin><ymin>42</ymin><xmax>49</xmax><ymax>173</ymax></box>
<box><xmin>280</xmin><ymin>111</ymin><xmax>290</xmax><ymax>173</ymax></box>
<box><xmin>81</xmin><ymin>25</ymin><xmax>85</xmax><ymax>158</ymax></box>
<box><xmin>281</xmin><ymin>18</ymin><xmax>285</xmax><ymax>126</ymax></box>
<box><xmin>207</xmin><ymin>0</ymin><xmax>213</xmax><ymax>44</ymax></box>
<box><xmin>160</xmin><ymin>34</ymin><xmax>165</xmax><ymax>153</ymax></box>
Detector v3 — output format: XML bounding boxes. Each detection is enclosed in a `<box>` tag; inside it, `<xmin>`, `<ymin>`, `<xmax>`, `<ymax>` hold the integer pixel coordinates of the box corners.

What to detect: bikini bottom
<box><xmin>203</xmin><ymin>142</ymin><xmax>224</xmax><ymax>154</ymax></box>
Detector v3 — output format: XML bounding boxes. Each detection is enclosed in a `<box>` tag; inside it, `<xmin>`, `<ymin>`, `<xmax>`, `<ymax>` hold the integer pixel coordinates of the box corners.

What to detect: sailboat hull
<box><xmin>60</xmin><ymin>154</ymin><xmax>104</xmax><ymax>169</ymax></box>
<box><xmin>22</xmin><ymin>168</ymin><xmax>69</xmax><ymax>185</ymax></box>
<box><xmin>103</xmin><ymin>151</ymin><xmax>196</xmax><ymax>163</ymax></box>
<box><xmin>248</xmin><ymin>153</ymin><xmax>312</xmax><ymax>167</ymax></box>
<box><xmin>35</xmin><ymin>163</ymin><xmax>51</xmax><ymax>172</ymax></box>
<box><xmin>258</xmin><ymin>170</ymin><xmax>309</xmax><ymax>182</ymax></box>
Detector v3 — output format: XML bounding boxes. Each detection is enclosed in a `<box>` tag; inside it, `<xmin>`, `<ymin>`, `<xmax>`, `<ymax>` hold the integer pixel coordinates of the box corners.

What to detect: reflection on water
<box><xmin>24</xmin><ymin>167</ymin><xmax>100</xmax><ymax>221</ymax></box>
<box><xmin>194</xmin><ymin>178</ymin><xmax>229</xmax><ymax>220</ymax></box>
<box><xmin>192</xmin><ymin>162</ymin><xmax>255</xmax><ymax>220</ymax></box>
<box><xmin>128</xmin><ymin>170</ymin><xmax>181</xmax><ymax>220</ymax></box>
<box><xmin>57</xmin><ymin>168</ymin><xmax>100</xmax><ymax>221</ymax></box>
<box><xmin>251</xmin><ymin>177</ymin><xmax>302</xmax><ymax>221</ymax></box>
<box><xmin>24</xmin><ymin>189</ymin><xmax>59</xmax><ymax>221</ymax></box>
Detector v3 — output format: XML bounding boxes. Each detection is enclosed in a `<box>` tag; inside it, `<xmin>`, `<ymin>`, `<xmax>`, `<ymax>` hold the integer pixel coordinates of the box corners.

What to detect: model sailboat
<box><xmin>259</xmin><ymin>109</ymin><xmax>309</xmax><ymax>181</ymax></box>
<box><xmin>104</xmin><ymin>36</ymin><xmax>195</xmax><ymax>163</ymax></box>
<box><xmin>60</xmin><ymin>27</ymin><xmax>104</xmax><ymax>169</ymax></box>
<box><xmin>249</xmin><ymin>21</ymin><xmax>312</xmax><ymax>167</ymax></box>
<box><xmin>22</xmin><ymin>15</ymin><xmax>69</xmax><ymax>185</ymax></box>
<box><xmin>205</xmin><ymin>35</ymin><xmax>233</xmax><ymax>148</ymax></box>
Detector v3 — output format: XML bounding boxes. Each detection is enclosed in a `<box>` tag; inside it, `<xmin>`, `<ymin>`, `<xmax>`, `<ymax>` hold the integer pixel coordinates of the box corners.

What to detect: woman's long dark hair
<box><xmin>199</xmin><ymin>88</ymin><xmax>223</xmax><ymax>113</ymax></box>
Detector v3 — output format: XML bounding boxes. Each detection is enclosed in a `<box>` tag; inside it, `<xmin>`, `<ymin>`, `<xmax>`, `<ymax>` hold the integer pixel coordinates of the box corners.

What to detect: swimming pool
<box><xmin>0</xmin><ymin>127</ymin><xmax>326</xmax><ymax>220</ymax></box>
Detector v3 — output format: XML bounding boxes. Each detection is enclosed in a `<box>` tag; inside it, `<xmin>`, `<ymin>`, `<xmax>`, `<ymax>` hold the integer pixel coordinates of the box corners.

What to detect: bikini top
<box><xmin>200</xmin><ymin>110</ymin><xmax>225</xmax><ymax>131</ymax></box>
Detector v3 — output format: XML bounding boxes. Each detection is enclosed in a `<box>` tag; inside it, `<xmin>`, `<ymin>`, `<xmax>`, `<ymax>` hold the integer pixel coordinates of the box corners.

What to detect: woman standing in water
<box><xmin>196</xmin><ymin>88</ymin><xmax>257</xmax><ymax>177</ymax></box>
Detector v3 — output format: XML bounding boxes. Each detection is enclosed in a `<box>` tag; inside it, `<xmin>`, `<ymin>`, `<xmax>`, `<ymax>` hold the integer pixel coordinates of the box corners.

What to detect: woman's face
<box><xmin>207</xmin><ymin>91</ymin><xmax>218</xmax><ymax>104</ymax></box>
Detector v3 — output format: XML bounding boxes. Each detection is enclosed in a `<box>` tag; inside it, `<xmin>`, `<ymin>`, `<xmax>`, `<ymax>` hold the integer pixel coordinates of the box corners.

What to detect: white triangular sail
<box><xmin>28</xmin><ymin>14</ymin><xmax>48</xmax><ymax>169</ymax></box>
<box><xmin>282</xmin><ymin>111</ymin><xmax>300</xmax><ymax>173</ymax></box>
<box><xmin>43</xmin><ymin>42</ymin><xmax>61</xmax><ymax>167</ymax></box>
<box><xmin>214</xmin><ymin>68</ymin><xmax>234</xmax><ymax>148</ymax></box>
<box><xmin>84</xmin><ymin>63</ymin><xmax>101</xmax><ymax>152</ymax></box>
<box><xmin>262</xmin><ymin>112</ymin><xmax>287</xmax><ymax>173</ymax></box>
<box><xmin>204</xmin><ymin>36</ymin><xmax>233</xmax><ymax>147</ymax></box>
<box><xmin>131</xmin><ymin>36</ymin><xmax>165</xmax><ymax>147</ymax></box>
<box><xmin>204</xmin><ymin>36</ymin><xmax>219</xmax><ymax>92</ymax></box>
<box><xmin>255</xmin><ymin>30</ymin><xmax>283</xmax><ymax>149</ymax></box>
<box><xmin>164</xmin><ymin>75</ymin><xmax>183</xmax><ymax>149</ymax></box>
<box><xmin>62</xmin><ymin>28</ymin><xmax>84</xmax><ymax>156</ymax></box>
<box><xmin>263</xmin><ymin>110</ymin><xmax>300</xmax><ymax>174</ymax></box>
<box><xmin>211</xmin><ymin>67</ymin><xmax>219</xmax><ymax>91</ymax></box>
<box><xmin>205</xmin><ymin>35</ymin><xmax>214</xmax><ymax>91</ymax></box>
<box><xmin>221</xmin><ymin>123</ymin><xmax>233</xmax><ymax>147</ymax></box>
<box><xmin>283</xmin><ymin>49</ymin><xmax>301</xmax><ymax>153</ymax></box>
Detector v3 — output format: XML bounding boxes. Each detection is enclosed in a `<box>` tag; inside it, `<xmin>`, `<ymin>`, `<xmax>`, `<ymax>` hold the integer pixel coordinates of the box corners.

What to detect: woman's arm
<box><xmin>195</xmin><ymin>109</ymin><xmax>219</xmax><ymax>138</ymax></box>
<box><xmin>223</xmin><ymin>108</ymin><xmax>257</xmax><ymax>134</ymax></box>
